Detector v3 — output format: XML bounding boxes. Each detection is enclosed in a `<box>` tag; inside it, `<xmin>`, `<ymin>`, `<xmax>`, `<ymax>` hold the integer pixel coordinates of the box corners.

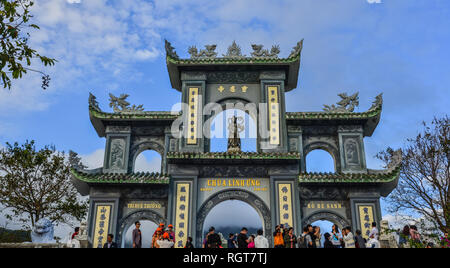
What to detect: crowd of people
<box><xmin>272</xmin><ymin>222</ymin><xmax>380</xmax><ymax>248</ymax></box>
<box><xmin>71</xmin><ymin>220</ymin><xmax>447</xmax><ymax>248</ymax></box>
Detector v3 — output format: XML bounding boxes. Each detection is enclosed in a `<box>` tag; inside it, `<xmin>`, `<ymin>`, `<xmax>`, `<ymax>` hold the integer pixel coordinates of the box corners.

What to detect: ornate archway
<box><xmin>117</xmin><ymin>210</ymin><xmax>166</xmax><ymax>248</ymax></box>
<box><xmin>195</xmin><ymin>189</ymin><xmax>272</xmax><ymax>247</ymax></box>
<box><xmin>302</xmin><ymin>210</ymin><xmax>350</xmax><ymax>230</ymax></box>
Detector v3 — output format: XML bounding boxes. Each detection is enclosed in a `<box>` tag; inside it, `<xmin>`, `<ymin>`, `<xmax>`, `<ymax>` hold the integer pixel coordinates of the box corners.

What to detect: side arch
<box><xmin>117</xmin><ymin>210</ymin><xmax>166</xmax><ymax>248</ymax></box>
<box><xmin>128</xmin><ymin>140</ymin><xmax>165</xmax><ymax>173</ymax></box>
<box><xmin>303</xmin><ymin>141</ymin><xmax>341</xmax><ymax>172</ymax></box>
<box><xmin>302</xmin><ymin>210</ymin><xmax>350</xmax><ymax>231</ymax></box>
<box><xmin>195</xmin><ymin>189</ymin><xmax>272</xmax><ymax>248</ymax></box>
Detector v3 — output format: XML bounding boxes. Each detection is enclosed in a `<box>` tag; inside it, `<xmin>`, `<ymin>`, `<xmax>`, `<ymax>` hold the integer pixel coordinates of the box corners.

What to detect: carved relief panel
<box><xmin>339</xmin><ymin>131</ymin><xmax>366</xmax><ymax>172</ymax></box>
<box><xmin>104</xmin><ymin>134</ymin><xmax>130</xmax><ymax>174</ymax></box>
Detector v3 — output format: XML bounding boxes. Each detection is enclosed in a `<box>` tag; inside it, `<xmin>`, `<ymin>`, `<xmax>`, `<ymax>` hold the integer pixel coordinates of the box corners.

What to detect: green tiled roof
<box><xmin>298</xmin><ymin>166</ymin><xmax>400</xmax><ymax>184</ymax></box>
<box><xmin>89</xmin><ymin>108</ymin><xmax>180</xmax><ymax>120</ymax></box>
<box><xmin>166</xmin><ymin>53</ymin><xmax>301</xmax><ymax>65</ymax></box>
<box><xmin>167</xmin><ymin>151</ymin><xmax>301</xmax><ymax>160</ymax></box>
<box><xmin>286</xmin><ymin>102</ymin><xmax>382</xmax><ymax>120</ymax></box>
<box><xmin>71</xmin><ymin>168</ymin><xmax>170</xmax><ymax>184</ymax></box>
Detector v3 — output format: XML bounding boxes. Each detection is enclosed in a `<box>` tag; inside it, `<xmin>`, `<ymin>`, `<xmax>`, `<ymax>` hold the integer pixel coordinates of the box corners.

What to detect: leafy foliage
<box><xmin>0</xmin><ymin>226</ymin><xmax>31</xmax><ymax>242</ymax></box>
<box><xmin>0</xmin><ymin>140</ymin><xmax>88</xmax><ymax>229</ymax></box>
<box><xmin>378</xmin><ymin>116</ymin><xmax>449</xmax><ymax>234</ymax></box>
<box><xmin>0</xmin><ymin>0</ymin><xmax>56</xmax><ymax>89</ymax></box>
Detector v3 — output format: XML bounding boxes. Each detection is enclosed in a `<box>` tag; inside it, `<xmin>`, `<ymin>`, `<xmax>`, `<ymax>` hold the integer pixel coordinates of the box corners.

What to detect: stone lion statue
<box><xmin>31</xmin><ymin>218</ymin><xmax>55</xmax><ymax>243</ymax></box>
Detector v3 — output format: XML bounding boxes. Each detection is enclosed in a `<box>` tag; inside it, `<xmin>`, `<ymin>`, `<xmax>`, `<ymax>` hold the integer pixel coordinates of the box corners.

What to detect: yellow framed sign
<box><xmin>92</xmin><ymin>205</ymin><xmax>112</xmax><ymax>248</ymax></box>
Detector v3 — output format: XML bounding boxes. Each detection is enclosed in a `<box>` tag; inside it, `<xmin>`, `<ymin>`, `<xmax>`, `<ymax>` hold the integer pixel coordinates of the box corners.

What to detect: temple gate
<box><xmin>71</xmin><ymin>40</ymin><xmax>401</xmax><ymax>248</ymax></box>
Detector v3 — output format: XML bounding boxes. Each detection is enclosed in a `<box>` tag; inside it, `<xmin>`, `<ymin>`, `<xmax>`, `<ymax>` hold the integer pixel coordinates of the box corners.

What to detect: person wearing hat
<box><xmin>152</xmin><ymin>228</ymin><xmax>163</xmax><ymax>248</ymax></box>
<box><xmin>167</xmin><ymin>225</ymin><xmax>175</xmax><ymax>238</ymax></box>
<box><xmin>157</xmin><ymin>232</ymin><xmax>175</xmax><ymax>248</ymax></box>
<box><xmin>153</xmin><ymin>223</ymin><xmax>165</xmax><ymax>237</ymax></box>
<box><xmin>167</xmin><ymin>224</ymin><xmax>176</xmax><ymax>247</ymax></box>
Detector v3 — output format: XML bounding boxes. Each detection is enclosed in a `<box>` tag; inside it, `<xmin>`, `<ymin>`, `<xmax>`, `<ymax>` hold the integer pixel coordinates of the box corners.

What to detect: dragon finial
<box><xmin>109</xmin><ymin>93</ymin><xmax>144</xmax><ymax>113</ymax></box>
<box><xmin>288</xmin><ymin>39</ymin><xmax>304</xmax><ymax>58</ymax></box>
<box><xmin>323</xmin><ymin>92</ymin><xmax>360</xmax><ymax>113</ymax></box>
<box><xmin>188</xmin><ymin>44</ymin><xmax>217</xmax><ymax>59</ymax></box>
<box><xmin>88</xmin><ymin>92</ymin><xmax>101</xmax><ymax>111</ymax></box>
<box><xmin>251</xmin><ymin>44</ymin><xmax>280</xmax><ymax>58</ymax></box>
<box><xmin>165</xmin><ymin>39</ymin><xmax>179</xmax><ymax>59</ymax></box>
<box><xmin>369</xmin><ymin>93</ymin><xmax>383</xmax><ymax>111</ymax></box>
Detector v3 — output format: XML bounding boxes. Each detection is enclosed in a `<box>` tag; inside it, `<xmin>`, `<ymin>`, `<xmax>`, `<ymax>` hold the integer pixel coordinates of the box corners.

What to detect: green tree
<box><xmin>0</xmin><ymin>0</ymin><xmax>56</xmax><ymax>90</ymax></box>
<box><xmin>0</xmin><ymin>141</ymin><xmax>88</xmax><ymax>229</ymax></box>
<box><xmin>378</xmin><ymin>116</ymin><xmax>449</xmax><ymax>234</ymax></box>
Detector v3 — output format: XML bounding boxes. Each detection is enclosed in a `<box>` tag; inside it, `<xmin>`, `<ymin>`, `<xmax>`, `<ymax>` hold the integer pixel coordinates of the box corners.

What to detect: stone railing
<box><xmin>0</xmin><ymin>243</ymin><xmax>70</xmax><ymax>248</ymax></box>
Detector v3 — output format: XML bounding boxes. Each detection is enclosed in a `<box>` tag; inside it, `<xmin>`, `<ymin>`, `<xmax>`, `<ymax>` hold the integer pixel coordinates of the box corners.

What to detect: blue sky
<box><xmin>0</xmin><ymin>0</ymin><xmax>449</xmax><ymax>235</ymax></box>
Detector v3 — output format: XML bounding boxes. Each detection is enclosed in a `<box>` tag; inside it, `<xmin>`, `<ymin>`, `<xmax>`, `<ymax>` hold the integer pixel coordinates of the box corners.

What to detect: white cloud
<box><xmin>79</xmin><ymin>149</ymin><xmax>104</xmax><ymax>169</ymax></box>
<box><xmin>134</xmin><ymin>152</ymin><xmax>161</xmax><ymax>173</ymax></box>
<box><xmin>78</xmin><ymin>148</ymin><xmax>161</xmax><ymax>172</ymax></box>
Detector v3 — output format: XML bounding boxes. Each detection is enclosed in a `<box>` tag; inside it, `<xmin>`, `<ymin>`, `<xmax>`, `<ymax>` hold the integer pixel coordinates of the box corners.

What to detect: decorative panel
<box><xmin>187</xmin><ymin>87</ymin><xmax>199</xmax><ymax>145</ymax></box>
<box><xmin>93</xmin><ymin>205</ymin><xmax>112</xmax><ymax>248</ymax></box>
<box><xmin>278</xmin><ymin>183</ymin><xmax>294</xmax><ymax>228</ymax></box>
<box><xmin>268</xmin><ymin>86</ymin><xmax>280</xmax><ymax>145</ymax></box>
<box><xmin>175</xmin><ymin>183</ymin><xmax>190</xmax><ymax>248</ymax></box>
<box><xmin>358</xmin><ymin>205</ymin><xmax>374</xmax><ymax>239</ymax></box>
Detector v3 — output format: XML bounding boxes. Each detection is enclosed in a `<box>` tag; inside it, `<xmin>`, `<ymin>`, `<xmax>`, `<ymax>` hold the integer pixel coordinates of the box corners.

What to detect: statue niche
<box><xmin>227</xmin><ymin>116</ymin><xmax>244</xmax><ymax>153</ymax></box>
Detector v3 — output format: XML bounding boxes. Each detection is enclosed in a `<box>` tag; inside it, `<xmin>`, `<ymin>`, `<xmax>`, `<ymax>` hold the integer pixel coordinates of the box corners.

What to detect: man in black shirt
<box><xmin>103</xmin><ymin>234</ymin><xmax>118</xmax><ymax>248</ymax></box>
<box><xmin>206</xmin><ymin>227</ymin><xmax>222</xmax><ymax>248</ymax></box>
<box><xmin>237</xmin><ymin>227</ymin><xmax>250</xmax><ymax>248</ymax></box>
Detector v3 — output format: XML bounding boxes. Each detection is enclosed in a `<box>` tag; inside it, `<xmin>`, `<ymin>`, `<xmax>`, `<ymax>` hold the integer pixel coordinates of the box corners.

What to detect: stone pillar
<box><xmin>180</xmin><ymin>72</ymin><xmax>207</xmax><ymax>153</ymax></box>
<box><xmin>349</xmin><ymin>192</ymin><xmax>382</xmax><ymax>240</ymax></box>
<box><xmin>379</xmin><ymin>220</ymin><xmax>398</xmax><ymax>248</ymax></box>
<box><xmin>271</xmin><ymin>176</ymin><xmax>300</xmax><ymax>236</ymax></box>
<box><xmin>260</xmin><ymin>71</ymin><xmax>288</xmax><ymax>153</ymax></box>
<box><xmin>287</xmin><ymin>125</ymin><xmax>304</xmax><ymax>171</ymax></box>
<box><xmin>170</xmin><ymin>178</ymin><xmax>196</xmax><ymax>248</ymax></box>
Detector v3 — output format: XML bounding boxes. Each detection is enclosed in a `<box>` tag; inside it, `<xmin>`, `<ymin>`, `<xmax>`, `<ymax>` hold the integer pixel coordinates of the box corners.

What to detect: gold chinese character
<box><xmin>218</xmin><ymin>86</ymin><xmax>224</xmax><ymax>93</ymax></box>
<box><xmin>230</xmin><ymin>85</ymin><xmax>236</xmax><ymax>92</ymax></box>
<box><xmin>241</xmin><ymin>86</ymin><xmax>248</xmax><ymax>93</ymax></box>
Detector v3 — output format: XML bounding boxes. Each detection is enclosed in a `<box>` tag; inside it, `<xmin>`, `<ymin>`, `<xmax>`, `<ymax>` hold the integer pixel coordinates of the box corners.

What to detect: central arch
<box><xmin>302</xmin><ymin>210</ymin><xmax>350</xmax><ymax>231</ymax></box>
<box><xmin>195</xmin><ymin>189</ymin><xmax>272</xmax><ymax>247</ymax></box>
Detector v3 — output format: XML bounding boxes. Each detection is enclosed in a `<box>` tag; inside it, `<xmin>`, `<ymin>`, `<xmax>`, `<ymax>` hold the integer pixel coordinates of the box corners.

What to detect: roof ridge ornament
<box><xmin>164</xmin><ymin>39</ymin><xmax>179</xmax><ymax>59</ymax></box>
<box><xmin>386</xmin><ymin>149</ymin><xmax>402</xmax><ymax>171</ymax></box>
<box><xmin>223</xmin><ymin>40</ymin><xmax>245</xmax><ymax>58</ymax></box>
<box><xmin>369</xmin><ymin>93</ymin><xmax>383</xmax><ymax>111</ymax></box>
<box><xmin>109</xmin><ymin>93</ymin><xmax>144</xmax><ymax>113</ymax></box>
<box><xmin>89</xmin><ymin>92</ymin><xmax>101</xmax><ymax>112</ymax></box>
<box><xmin>323</xmin><ymin>92</ymin><xmax>360</xmax><ymax>113</ymax></box>
<box><xmin>288</xmin><ymin>39</ymin><xmax>304</xmax><ymax>58</ymax></box>
<box><xmin>188</xmin><ymin>44</ymin><xmax>217</xmax><ymax>59</ymax></box>
<box><xmin>250</xmin><ymin>44</ymin><xmax>280</xmax><ymax>58</ymax></box>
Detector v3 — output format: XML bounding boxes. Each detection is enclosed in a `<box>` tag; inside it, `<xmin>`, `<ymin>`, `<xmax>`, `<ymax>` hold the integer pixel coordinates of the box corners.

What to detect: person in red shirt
<box><xmin>71</xmin><ymin>227</ymin><xmax>80</xmax><ymax>240</ymax></box>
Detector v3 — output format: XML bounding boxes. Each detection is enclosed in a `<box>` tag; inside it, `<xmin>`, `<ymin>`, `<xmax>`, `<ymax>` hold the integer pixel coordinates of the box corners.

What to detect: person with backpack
<box><xmin>297</xmin><ymin>227</ymin><xmax>309</xmax><ymax>248</ymax></box>
<box><xmin>307</xmin><ymin>224</ymin><xmax>317</xmax><ymax>248</ymax></box>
